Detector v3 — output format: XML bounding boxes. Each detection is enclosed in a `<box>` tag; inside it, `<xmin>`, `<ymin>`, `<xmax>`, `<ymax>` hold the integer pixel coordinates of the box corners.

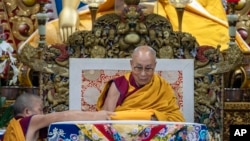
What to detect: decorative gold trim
<box><xmin>15</xmin><ymin>0</ymin><xmax>40</xmax><ymax>16</ymax></box>
<box><xmin>10</xmin><ymin>16</ymin><xmax>35</xmax><ymax>40</ymax></box>
<box><xmin>224</xmin><ymin>102</ymin><xmax>250</xmax><ymax>110</ymax></box>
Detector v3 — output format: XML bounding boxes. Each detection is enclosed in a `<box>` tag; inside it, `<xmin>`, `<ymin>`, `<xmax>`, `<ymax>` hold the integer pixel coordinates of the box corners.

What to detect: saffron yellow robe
<box><xmin>22</xmin><ymin>0</ymin><xmax>249</xmax><ymax>52</ymax></box>
<box><xmin>156</xmin><ymin>0</ymin><xmax>249</xmax><ymax>52</ymax></box>
<box><xmin>97</xmin><ymin>72</ymin><xmax>185</xmax><ymax>122</ymax></box>
<box><xmin>3</xmin><ymin>118</ymin><xmax>25</xmax><ymax>141</ymax></box>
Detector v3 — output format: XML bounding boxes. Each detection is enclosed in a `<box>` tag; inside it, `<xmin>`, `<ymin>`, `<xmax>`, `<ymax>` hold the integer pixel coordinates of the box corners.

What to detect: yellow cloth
<box><xmin>22</xmin><ymin>0</ymin><xmax>249</xmax><ymax>53</ymax></box>
<box><xmin>97</xmin><ymin>72</ymin><xmax>185</xmax><ymax>122</ymax></box>
<box><xmin>156</xmin><ymin>0</ymin><xmax>249</xmax><ymax>51</ymax></box>
<box><xmin>110</xmin><ymin>110</ymin><xmax>154</xmax><ymax>120</ymax></box>
<box><xmin>3</xmin><ymin>118</ymin><xmax>25</xmax><ymax>141</ymax></box>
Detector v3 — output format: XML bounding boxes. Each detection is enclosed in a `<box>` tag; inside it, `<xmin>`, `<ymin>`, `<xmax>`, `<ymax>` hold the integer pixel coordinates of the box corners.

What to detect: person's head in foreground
<box><xmin>13</xmin><ymin>92</ymin><xmax>44</xmax><ymax>117</ymax></box>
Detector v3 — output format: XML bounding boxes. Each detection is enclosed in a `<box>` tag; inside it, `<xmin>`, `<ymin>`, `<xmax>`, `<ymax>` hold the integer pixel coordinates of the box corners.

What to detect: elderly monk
<box><xmin>3</xmin><ymin>93</ymin><xmax>113</xmax><ymax>141</ymax></box>
<box><xmin>97</xmin><ymin>46</ymin><xmax>185</xmax><ymax>121</ymax></box>
<box><xmin>21</xmin><ymin>0</ymin><xmax>249</xmax><ymax>52</ymax></box>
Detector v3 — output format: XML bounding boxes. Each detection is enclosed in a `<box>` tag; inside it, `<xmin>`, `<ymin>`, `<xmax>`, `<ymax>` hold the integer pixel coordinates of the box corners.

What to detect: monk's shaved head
<box><xmin>132</xmin><ymin>46</ymin><xmax>156</xmax><ymax>60</ymax></box>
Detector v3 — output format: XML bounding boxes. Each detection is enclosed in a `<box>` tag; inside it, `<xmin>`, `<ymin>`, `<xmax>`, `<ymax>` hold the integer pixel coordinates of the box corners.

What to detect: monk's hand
<box><xmin>94</xmin><ymin>110</ymin><xmax>115</xmax><ymax>120</ymax></box>
<box><xmin>59</xmin><ymin>7</ymin><xmax>79</xmax><ymax>43</ymax></box>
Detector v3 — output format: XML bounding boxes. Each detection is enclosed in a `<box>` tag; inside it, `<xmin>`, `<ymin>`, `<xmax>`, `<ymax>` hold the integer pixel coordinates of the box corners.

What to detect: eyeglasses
<box><xmin>133</xmin><ymin>66</ymin><xmax>154</xmax><ymax>73</ymax></box>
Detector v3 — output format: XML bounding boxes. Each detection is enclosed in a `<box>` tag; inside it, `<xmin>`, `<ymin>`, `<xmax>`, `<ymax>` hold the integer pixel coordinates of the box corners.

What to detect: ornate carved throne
<box><xmin>19</xmin><ymin>0</ymin><xmax>244</xmax><ymax>140</ymax></box>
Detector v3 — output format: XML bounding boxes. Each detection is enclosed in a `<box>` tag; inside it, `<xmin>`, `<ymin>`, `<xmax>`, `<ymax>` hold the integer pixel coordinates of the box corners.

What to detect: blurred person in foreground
<box><xmin>3</xmin><ymin>93</ymin><xmax>113</xmax><ymax>141</ymax></box>
<box><xmin>97</xmin><ymin>45</ymin><xmax>185</xmax><ymax>121</ymax></box>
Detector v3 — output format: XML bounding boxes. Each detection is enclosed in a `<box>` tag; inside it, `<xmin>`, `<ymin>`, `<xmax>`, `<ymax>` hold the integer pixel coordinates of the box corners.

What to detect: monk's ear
<box><xmin>24</xmin><ymin>108</ymin><xmax>31</xmax><ymax>115</ymax></box>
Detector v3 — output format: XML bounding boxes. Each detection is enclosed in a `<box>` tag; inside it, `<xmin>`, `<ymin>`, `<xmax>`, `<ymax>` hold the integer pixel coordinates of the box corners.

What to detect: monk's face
<box><xmin>130</xmin><ymin>50</ymin><xmax>156</xmax><ymax>87</ymax></box>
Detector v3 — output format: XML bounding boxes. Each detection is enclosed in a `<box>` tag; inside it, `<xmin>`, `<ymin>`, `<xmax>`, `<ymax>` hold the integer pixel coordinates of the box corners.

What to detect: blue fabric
<box><xmin>54</xmin><ymin>0</ymin><xmax>62</xmax><ymax>15</ymax></box>
<box><xmin>47</xmin><ymin>123</ymin><xmax>81</xmax><ymax>140</ymax></box>
<box><xmin>54</xmin><ymin>0</ymin><xmax>86</xmax><ymax>15</ymax></box>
